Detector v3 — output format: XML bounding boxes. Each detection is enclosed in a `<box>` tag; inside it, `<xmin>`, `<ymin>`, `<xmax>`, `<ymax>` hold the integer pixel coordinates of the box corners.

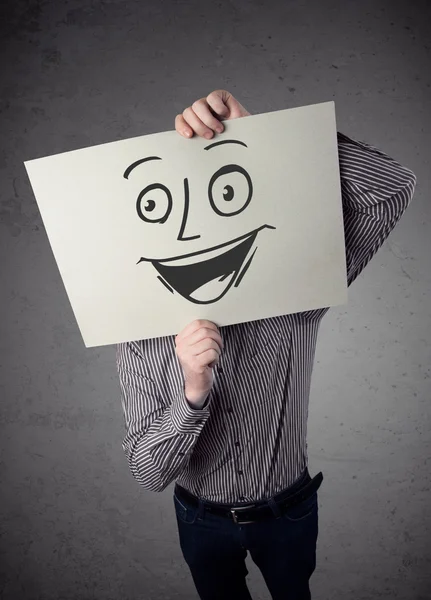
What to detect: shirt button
<box><xmin>196</xmin><ymin>419</ymin><xmax>203</xmax><ymax>424</ymax></box>
<box><xmin>218</xmin><ymin>366</ymin><xmax>224</xmax><ymax>374</ymax></box>
<box><xmin>235</xmin><ymin>441</ymin><xmax>240</xmax><ymax>447</ymax></box>
<box><xmin>239</xmin><ymin>496</ymin><xmax>246</xmax><ymax>501</ymax></box>
<box><xmin>238</xmin><ymin>470</ymin><xmax>243</xmax><ymax>476</ymax></box>
<box><xmin>227</xmin><ymin>406</ymin><xmax>233</xmax><ymax>413</ymax></box>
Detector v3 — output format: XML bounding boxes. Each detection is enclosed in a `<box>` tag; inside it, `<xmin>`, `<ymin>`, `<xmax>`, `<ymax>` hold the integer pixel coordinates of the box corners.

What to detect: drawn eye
<box><xmin>136</xmin><ymin>184</ymin><xmax>172</xmax><ymax>224</ymax></box>
<box><xmin>208</xmin><ymin>165</ymin><xmax>253</xmax><ymax>217</ymax></box>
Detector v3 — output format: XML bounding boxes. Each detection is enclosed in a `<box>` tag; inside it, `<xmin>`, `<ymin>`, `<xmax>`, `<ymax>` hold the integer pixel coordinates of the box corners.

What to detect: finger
<box><xmin>195</xmin><ymin>348</ymin><xmax>220</xmax><ymax>369</ymax></box>
<box><xmin>182</xmin><ymin>106</ymin><xmax>215</xmax><ymax>139</ymax></box>
<box><xmin>186</xmin><ymin>327</ymin><xmax>223</xmax><ymax>350</ymax></box>
<box><xmin>176</xmin><ymin>319</ymin><xmax>219</xmax><ymax>342</ymax></box>
<box><xmin>175</xmin><ymin>114</ymin><xmax>193</xmax><ymax>138</ymax></box>
<box><xmin>191</xmin><ymin>338</ymin><xmax>221</xmax><ymax>358</ymax></box>
<box><xmin>192</xmin><ymin>99</ymin><xmax>225</xmax><ymax>134</ymax></box>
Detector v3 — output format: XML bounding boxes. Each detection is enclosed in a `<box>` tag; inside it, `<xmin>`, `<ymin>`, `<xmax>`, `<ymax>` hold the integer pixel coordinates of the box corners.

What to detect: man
<box><xmin>116</xmin><ymin>89</ymin><xmax>417</xmax><ymax>600</ymax></box>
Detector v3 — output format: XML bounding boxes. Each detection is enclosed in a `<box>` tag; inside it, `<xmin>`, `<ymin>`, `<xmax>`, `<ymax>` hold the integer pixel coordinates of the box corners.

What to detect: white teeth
<box><xmin>160</xmin><ymin>236</ymin><xmax>247</xmax><ymax>267</ymax></box>
<box><xmin>189</xmin><ymin>272</ymin><xmax>236</xmax><ymax>302</ymax></box>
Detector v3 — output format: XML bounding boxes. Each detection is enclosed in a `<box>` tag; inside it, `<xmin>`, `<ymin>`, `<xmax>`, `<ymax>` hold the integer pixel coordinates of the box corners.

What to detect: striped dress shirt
<box><xmin>116</xmin><ymin>131</ymin><xmax>417</xmax><ymax>503</ymax></box>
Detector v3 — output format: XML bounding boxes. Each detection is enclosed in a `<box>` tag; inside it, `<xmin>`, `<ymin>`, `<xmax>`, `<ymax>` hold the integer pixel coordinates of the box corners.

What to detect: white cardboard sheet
<box><xmin>25</xmin><ymin>100</ymin><xmax>347</xmax><ymax>347</ymax></box>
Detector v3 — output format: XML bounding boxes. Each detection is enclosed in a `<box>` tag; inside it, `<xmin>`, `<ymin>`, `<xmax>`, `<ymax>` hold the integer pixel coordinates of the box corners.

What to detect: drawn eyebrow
<box><xmin>124</xmin><ymin>139</ymin><xmax>247</xmax><ymax>178</ymax></box>
<box><xmin>204</xmin><ymin>139</ymin><xmax>248</xmax><ymax>151</ymax></box>
<box><xmin>123</xmin><ymin>156</ymin><xmax>162</xmax><ymax>179</ymax></box>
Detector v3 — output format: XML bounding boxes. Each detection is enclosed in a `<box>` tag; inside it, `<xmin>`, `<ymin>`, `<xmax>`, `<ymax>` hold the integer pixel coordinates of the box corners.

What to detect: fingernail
<box><xmin>204</xmin><ymin>132</ymin><xmax>213</xmax><ymax>139</ymax></box>
<box><xmin>184</xmin><ymin>130</ymin><xmax>191</xmax><ymax>137</ymax></box>
<box><xmin>215</xmin><ymin>125</ymin><xmax>223</xmax><ymax>133</ymax></box>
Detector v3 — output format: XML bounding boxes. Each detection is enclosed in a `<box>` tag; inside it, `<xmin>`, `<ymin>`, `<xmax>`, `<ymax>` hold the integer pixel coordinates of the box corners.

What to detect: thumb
<box><xmin>207</xmin><ymin>89</ymin><xmax>250</xmax><ymax>120</ymax></box>
<box><xmin>207</xmin><ymin>89</ymin><xmax>231</xmax><ymax>118</ymax></box>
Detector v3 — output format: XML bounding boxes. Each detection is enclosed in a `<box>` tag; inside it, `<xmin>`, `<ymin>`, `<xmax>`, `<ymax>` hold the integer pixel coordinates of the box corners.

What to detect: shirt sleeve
<box><xmin>337</xmin><ymin>132</ymin><xmax>417</xmax><ymax>287</ymax></box>
<box><xmin>116</xmin><ymin>340</ymin><xmax>211</xmax><ymax>492</ymax></box>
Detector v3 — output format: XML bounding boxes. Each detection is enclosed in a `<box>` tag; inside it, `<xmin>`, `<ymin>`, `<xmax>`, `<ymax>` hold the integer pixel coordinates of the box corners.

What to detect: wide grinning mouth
<box><xmin>137</xmin><ymin>224</ymin><xmax>275</xmax><ymax>304</ymax></box>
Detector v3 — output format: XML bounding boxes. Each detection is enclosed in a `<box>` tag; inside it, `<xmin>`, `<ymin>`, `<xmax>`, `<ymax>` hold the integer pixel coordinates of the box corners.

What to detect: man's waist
<box><xmin>174</xmin><ymin>468</ymin><xmax>324</xmax><ymax>524</ymax></box>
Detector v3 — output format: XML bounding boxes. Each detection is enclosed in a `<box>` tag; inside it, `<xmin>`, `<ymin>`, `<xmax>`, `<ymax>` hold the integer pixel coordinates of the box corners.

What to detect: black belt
<box><xmin>175</xmin><ymin>470</ymin><xmax>323</xmax><ymax>524</ymax></box>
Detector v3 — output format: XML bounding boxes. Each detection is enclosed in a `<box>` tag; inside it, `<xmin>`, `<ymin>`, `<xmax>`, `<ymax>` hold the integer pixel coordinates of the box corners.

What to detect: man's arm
<box><xmin>116</xmin><ymin>340</ymin><xmax>211</xmax><ymax>492</ymax></box>
<box><xmin>337</xmin><ymin>132</ymin><xmax>417</xmax><ymax>287</ymax></box>
<box><xmin>174</xmin><ymin>90</ymin><xmax>418</xmax><ymax>289</ymax></box>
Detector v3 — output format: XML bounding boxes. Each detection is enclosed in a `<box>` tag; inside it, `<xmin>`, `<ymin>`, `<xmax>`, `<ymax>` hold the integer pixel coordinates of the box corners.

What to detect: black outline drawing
<box><xmin>123</xmin><ymin>139</ymin><xmax>276</xmax><ymax>305</ymax></box>
<box><xmin>177</xmin><ymin>178</ymin><xmax>200</xmax><ymax>241</ymax></box>
<box><xmin>136</xmin><ymin>224</ymin><xmax>275</xmax><ymax>305</ymax></box>
<box><xmin>136</xmin><ymin>183</ymin><xmax>172</xmax><ymax>224</ymax></box>
<box><xmin>208</xmin><ymin>164</ymin><xmax>253</xmax><ymax>217</ymax></box>
<box><xmin>123</xmin><ymin>156</ymin><xmax>162</xmax><ymax>180</ymax></box>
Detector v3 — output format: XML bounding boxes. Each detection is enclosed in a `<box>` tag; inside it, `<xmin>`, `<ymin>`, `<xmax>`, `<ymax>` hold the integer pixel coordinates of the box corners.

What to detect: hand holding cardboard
<box><xmin>25</xmin><ymin>100</ymin><xmax>347</xmax><ymax>348</ymax></box>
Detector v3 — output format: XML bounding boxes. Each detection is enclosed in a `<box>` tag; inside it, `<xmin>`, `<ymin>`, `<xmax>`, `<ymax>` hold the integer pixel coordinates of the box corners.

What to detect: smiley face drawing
<box><xmin>123</xmin><ymin>138</ymin><xmax>276</xmax><ymax>305</ymax></box>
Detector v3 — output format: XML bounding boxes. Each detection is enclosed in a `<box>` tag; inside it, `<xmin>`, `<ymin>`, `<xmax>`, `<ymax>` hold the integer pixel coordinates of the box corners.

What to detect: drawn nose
<box><xmin>177</xmin><ymin>178</ymin><xmax>201</xmax><ymax>242</ymax></box>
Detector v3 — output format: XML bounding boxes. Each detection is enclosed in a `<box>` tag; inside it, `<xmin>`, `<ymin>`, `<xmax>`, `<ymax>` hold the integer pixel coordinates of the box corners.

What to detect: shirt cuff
<box><xmin>170</xmin><ymin>390</ymin><xmax>211</xmax><ymax>435</ymax></box>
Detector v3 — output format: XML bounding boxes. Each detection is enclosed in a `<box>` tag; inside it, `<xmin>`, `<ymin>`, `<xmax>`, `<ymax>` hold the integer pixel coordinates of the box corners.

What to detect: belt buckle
<box><xmin>230</xmin><ymin>504</ymin><xmax>256</xmax><ymax>525</ymax></box>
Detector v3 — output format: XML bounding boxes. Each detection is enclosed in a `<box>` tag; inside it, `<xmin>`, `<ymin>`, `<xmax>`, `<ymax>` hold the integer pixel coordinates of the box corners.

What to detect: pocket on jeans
<box><xmin>173</xmin><ymin>493</ymin><xmax>199</xmax><ymax>525</ymax></box>
<box><xmin>282</xmin><ymin>491</ymin><xmax>318</xmax><ymax>523</ymax></box>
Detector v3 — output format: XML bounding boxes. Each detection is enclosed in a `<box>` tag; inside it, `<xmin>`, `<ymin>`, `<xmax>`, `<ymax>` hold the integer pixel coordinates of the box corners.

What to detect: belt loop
<box><xmin>267</xmin><ymin>496</ymin><xmax>282</xmax><ymax>519</ymax></box>
<box><xmin>197</xmin><ymin>498</ymin><xmax>205</xmax><ymax>521</ymax></box>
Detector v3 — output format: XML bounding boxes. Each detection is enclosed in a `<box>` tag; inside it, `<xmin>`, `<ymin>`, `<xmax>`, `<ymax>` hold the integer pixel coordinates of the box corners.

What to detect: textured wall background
<box><xmin>0</xmin><ymin>0</ymin><xmax>430</xmax><ymax>599</ymax></box>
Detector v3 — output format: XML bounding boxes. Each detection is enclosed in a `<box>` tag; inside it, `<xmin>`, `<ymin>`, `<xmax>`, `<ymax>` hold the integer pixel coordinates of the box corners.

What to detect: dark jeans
<box><xmin>173</xmin><ymin>469</ymin><xmax>320</xmax><ymax>600</ymax></box>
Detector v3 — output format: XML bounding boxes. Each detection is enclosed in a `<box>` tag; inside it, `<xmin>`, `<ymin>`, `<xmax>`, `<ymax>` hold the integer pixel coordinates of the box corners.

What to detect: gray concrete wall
<box><xmin>0</xmin><ymin>0</ymin><xmax>430</xmax><ymax>598</ymax></box>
